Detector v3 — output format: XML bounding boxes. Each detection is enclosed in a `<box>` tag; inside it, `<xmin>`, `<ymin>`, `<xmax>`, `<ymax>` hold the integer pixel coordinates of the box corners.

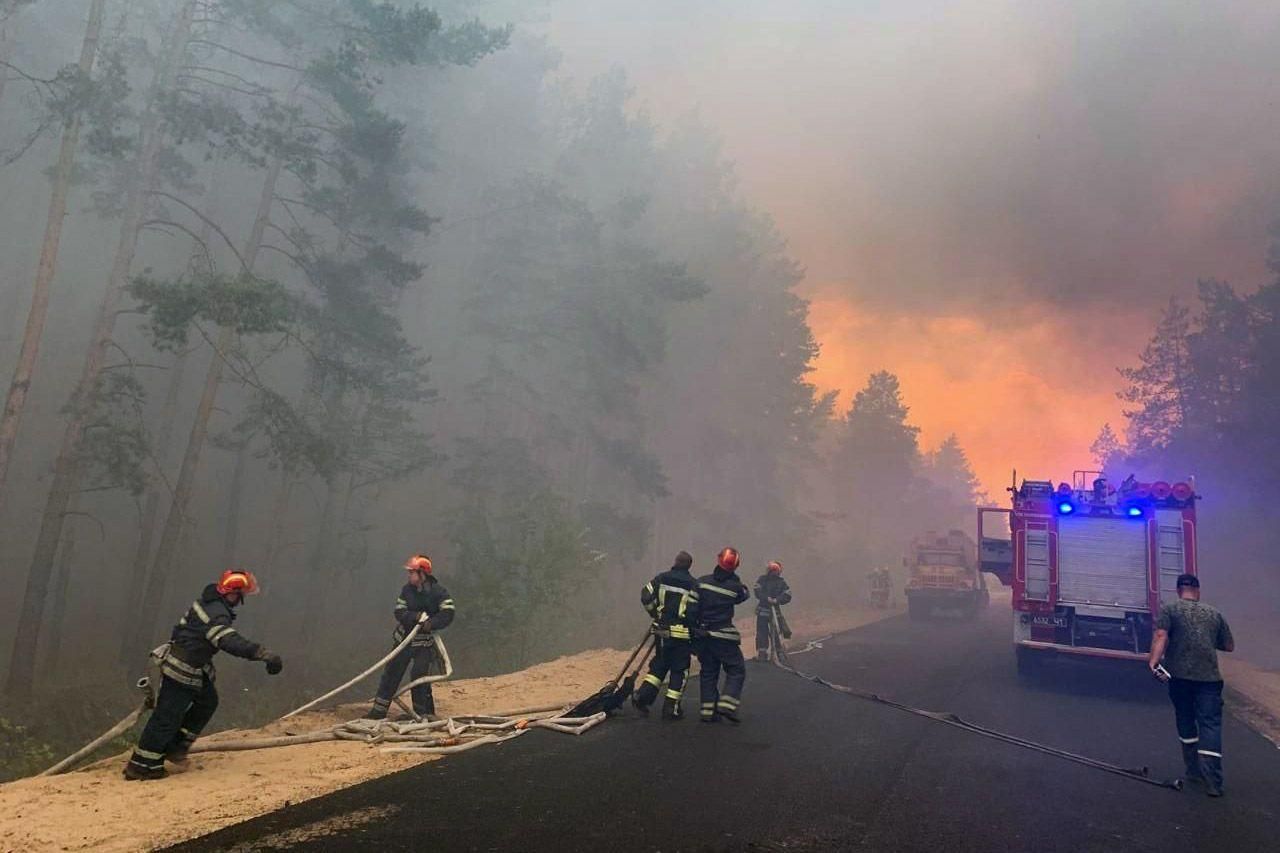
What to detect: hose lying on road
<box><xmin>767</xmin><ymin>622</ymin><xmax>1182</xmax><ymax>791</ymax></box>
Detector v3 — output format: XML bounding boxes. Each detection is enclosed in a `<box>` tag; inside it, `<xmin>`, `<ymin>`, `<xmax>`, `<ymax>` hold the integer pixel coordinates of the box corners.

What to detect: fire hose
<box><xmin>764</xmin><ymin>615</ymin><xmax>1183</xmax><ymax>791</ymax></box>
<box><xmin>39</xmin><ymin>627</ymin><xmax>600</xmax><ymax>776</ymax></box>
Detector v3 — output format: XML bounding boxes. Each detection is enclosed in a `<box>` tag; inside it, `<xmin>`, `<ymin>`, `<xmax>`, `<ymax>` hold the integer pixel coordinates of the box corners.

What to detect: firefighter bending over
<box><xmin>633</xmin><ymin>550</ymin><xmax>700</xmax><ymax>720</ymax></box>
<box><xmin>124</xmin><ymin>570</ymin><xmax>282</xmax><ymax>780</ymax></box>
<box><xmin>696</xmin><ymin>547</ymin><xmax>750</xmax><ymax>723</ymax></box>
<box><xmin>365</xmin><ymin>555</ymin><xmax>455</xmax><ymax>721</ymax></box>
<box><xmin>754</xmin><ymin>560</ymin><xmax>792</xmax><ymax>662</ymax></box>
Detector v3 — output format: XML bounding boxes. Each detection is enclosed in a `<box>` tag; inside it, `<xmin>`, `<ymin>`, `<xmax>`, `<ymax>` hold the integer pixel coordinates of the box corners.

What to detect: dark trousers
<box><xmin>1169</xmin><ymin>678</ymin><xmax>1224</xmax><ymax>787</ymax></box>
<box><xmin>756</xmin><ymin>609</ymin><xmax>791</xmax><ymax>653</ymax></box>
<box><xmin>373</xmin><ymin>642</ymin><xmax>439</xmax><ymax>716</ymax></box>
<box><xmin>128</xmin><ymin>675</ymin><xmax>218</xmax><ymax>771</ymax></box>
<box><xmin>635</xmin><ymin>637</ymin><xmax>692</xmax><ymax>707</ymax></box>
<box><xmin>697</xmin><ymin>637</ymin><xmax>746</xmax><ymax>719</ymax></box>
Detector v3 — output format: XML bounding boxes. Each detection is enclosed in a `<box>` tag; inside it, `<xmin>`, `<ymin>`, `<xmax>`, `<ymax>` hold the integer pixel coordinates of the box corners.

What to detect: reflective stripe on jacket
<box><xmin>696</xmin><ymin>568</ymin><xmax>750</xmax><ymax>642</ymax></box>
<box><xmin>164</xmin><ymin>584</ymin><xmax>263</xmax><ymax>686</ymax></box>
<box><xmin>392</xmin><ymin>578</ymin><xmax>455</xmax><ymax>646</ymax></box>
<box><xmin>641</xmin><ymin>565</ymin><xmax>699</xmax><ymax>640</ymax></box>
<box><xmin>753</xmin><ymin>572</ymin><xmax>792</xmax><ymax>615</ymax></box>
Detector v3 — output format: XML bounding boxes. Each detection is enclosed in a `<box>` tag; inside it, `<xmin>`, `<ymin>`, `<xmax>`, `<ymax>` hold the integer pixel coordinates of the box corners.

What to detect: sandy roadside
<box><xmin>1221</xmin><ymin>658</ymin><xmax>1280</xmax><ymax>749</ymax></box>
<box><xmin>0</xmin><ymin>606</ymin><xmax>892</xmax><ymax>853</ymax></box>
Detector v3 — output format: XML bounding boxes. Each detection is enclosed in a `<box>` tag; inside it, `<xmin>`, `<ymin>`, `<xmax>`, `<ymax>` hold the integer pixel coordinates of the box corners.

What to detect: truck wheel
<box><xmin>1015</xmin><ymin>646</ymin><xmax>1040</xmax><ymax>678</ymax></box>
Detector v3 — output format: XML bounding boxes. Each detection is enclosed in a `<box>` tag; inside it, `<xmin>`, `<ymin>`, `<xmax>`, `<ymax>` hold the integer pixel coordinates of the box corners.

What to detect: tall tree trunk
<box><xmin>6</xmin><ymin>0</ymin><xmax>198</xmax><ymax>700</ymax></box>
<box><xmin>44</xmin><ymin>499</ymin><xmax>79</xmax><ymax>674</ymax></box>
<box><xmin>261</xmin><ymin>470</ymin><xmax>294</xmax><ymax>571</ymax></box>
<box><xmin>0</xmin><ymin>0</ymin><xmax>106</xmax><ymax>511</ymax></box>
<box><xmin>130</xmin><ymin>152</ymin><xmax>283</xmax><ymax>655</ymax></box>
<box><xmin>220</xmin><ymin>437</ymin><xmax>250</xmax><ymax>568</ymax></box>
<box><xmin>296</xmin><ymin>478</ymin><xmax>339</xmax><ymax>665</ymax></box>
<box><xmin>117</xmin><ymin>348</ymin><xmax>187</xmax><ymax>665</ymax></box>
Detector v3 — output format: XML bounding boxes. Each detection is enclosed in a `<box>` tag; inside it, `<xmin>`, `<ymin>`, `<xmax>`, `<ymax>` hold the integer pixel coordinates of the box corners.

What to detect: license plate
<box><xmin>1031</xmin><ymin>615</ymin><xmax>1069</xmax><ymax>628</ymax></box>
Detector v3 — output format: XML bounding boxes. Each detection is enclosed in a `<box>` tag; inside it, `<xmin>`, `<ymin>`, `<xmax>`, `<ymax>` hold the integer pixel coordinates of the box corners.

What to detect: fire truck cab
<box><xmin>979</xmin><ymin>471</ymin><xmax>1198</xmax><ymax>677</ymax></box>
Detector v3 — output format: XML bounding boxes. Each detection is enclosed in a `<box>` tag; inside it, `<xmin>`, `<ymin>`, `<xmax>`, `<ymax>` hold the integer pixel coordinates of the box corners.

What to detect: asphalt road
<box><xmin>171</xmin><ymin>605</ymin><xmax>1280</xmax><ymax>852</ymax></box>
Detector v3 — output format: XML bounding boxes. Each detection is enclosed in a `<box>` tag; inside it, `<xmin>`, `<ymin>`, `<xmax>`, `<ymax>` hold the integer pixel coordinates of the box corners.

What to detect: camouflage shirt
<box><xmin>1155</xmin><ymin>599</ymin><xmax>1234</xmax><ymax>682</ymax></box>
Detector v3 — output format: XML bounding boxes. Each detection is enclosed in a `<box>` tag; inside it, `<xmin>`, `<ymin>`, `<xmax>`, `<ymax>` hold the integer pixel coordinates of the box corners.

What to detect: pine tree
<box><xmin>1117</xmin><ymin>298</ymin><xmax>1192</xmax><ymax>453</ymax></box>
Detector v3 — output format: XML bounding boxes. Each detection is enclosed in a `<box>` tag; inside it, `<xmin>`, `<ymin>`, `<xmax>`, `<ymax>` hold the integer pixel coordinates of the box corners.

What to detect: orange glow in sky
<box><xmin>803</xmin><ymin>294</ymin><xmax>1127</xmax><ymax>497</ymax></box>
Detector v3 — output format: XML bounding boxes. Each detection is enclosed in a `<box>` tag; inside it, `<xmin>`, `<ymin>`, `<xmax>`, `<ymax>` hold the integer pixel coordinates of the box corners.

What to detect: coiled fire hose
<box><xmin>39</xmin><ymin>627</ymin><xmax>601</xmax><ymax>775</ymax></box>
<box><xmin>765</xmin><ymin>614</ymin><xmax>1182</xmax><ymax>791</ymax></box>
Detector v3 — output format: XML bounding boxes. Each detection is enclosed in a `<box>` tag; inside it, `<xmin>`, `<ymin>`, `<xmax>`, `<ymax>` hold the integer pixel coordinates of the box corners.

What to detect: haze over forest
<box><xmin>1</xmin><ymin>0</ymin><xmax>1278</xmax><ymax>776</ymax></box>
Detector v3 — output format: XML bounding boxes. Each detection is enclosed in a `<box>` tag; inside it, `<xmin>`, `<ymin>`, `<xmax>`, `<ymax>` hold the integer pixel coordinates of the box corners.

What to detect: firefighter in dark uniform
<box><xmin>365</xmin><ymin>555</ymin><xmax>455</xmax><ymax>720</ymax></box>
<box><xmin>124</xmin><ymin>570</ymin><xmax>282</xmax><ymax>780</ymax></box>
<box><xmin>632</xmin><ymin>550</ymin><xmax>700</xmax><ymax>720</ymax></box>
<box><xmin>695</xmin><ymin>547</ymin><xmax>751</xmax><ymax>723</ymax></box>
<box><xmin>754</xmin><ymin>560</ymin><xmax>793</xmax><ymax>662</ymax></box>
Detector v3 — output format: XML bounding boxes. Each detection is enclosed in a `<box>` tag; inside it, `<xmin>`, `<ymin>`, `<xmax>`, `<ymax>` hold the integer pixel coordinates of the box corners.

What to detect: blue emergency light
<box><xmin>1057</xmin><ymin>501</ymin><xmax>1075</xmax><ymax>515</ymax></box>
<box><xmin>1126</xmin><ymin>506</ymin><xmax>1143</xmax><ymax>518</ymax></box>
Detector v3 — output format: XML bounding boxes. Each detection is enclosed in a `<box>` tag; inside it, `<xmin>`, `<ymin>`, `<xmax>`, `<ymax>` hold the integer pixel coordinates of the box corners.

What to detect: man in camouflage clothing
<box><xmin>1148</xmin><ymin>573</ymin><xmax>1235</xmax><ymax>797</ymax></box>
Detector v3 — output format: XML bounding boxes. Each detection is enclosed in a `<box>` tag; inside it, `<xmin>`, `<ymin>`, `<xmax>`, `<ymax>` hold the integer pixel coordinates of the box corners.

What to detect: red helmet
<box><xmin>216</xmin><ymin>570</ymin><xmax>259</xmax><ymax>596</ymax></box>
<box><xmin>716</xmin><ymin>547</ymin><xmax>741</xmax><ymax>572</ymax></box>
<box><xmin>405</xmin><ymin>555</ymin><xmax>433</xmax><ymax>575</ymax></box>
<box><xmin>767</xmin><ymin>560</ymin><xmax>783</xmax><ymax>574</ymax></box>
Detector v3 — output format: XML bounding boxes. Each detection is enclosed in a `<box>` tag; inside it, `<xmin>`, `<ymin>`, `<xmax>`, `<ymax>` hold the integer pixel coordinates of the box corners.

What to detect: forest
<box><xmin>0</xmin><ymin>0</ymin><xmax>984</xmax><ymax>776</ymax></box>
<box><xmin>1095</xmin><ymin>230</ymin><xmax>1280</xmax><ymax>662</ymax></box>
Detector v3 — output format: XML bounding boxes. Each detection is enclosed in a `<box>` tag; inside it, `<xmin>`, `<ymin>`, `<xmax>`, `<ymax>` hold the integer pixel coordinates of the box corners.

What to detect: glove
<box><xmin>259</xmin><ymin>649</ymin><xmax>283</xmax><ymax>675</ymax></box>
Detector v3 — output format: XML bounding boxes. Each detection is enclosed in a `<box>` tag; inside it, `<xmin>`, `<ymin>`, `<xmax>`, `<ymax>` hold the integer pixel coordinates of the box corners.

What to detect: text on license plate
<box><xmin>1031</xmin><ymin>615</ymin><xmax>1069</xmax><ymax>628</ymax></box>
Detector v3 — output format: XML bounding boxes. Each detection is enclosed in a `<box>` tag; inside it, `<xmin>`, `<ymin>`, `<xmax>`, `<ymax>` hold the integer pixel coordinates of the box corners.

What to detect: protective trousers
<box><xmin>1169</xmin><ymin>678</ymin><xmax>1224</xmax><ymax>790</ymax></box>
<box><xmin>755</xmin><ymin>610</ymin><xmax>791</xmax><ymax>654</ymax></box>
<box><xmin>697</xmin><ymin>637</ymin><xmax>746</xmax><ymax>720</ymax></box>
<box><xmin>127</xmin><ymin>674</ymin><xmax>218</xmax><ymax>772</ymax></box>
<box><xmin>634</xmin><ymin>636</ymin><xmax>691</xmax><ymax>708</ymax></box>
<box><xmin>372</xmin><ymin>641</ymin><xmax>440</xmax><ymax>717</ymax></box>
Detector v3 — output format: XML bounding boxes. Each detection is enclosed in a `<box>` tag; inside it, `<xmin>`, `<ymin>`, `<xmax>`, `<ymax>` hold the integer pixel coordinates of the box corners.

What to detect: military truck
<box><xmin>904</xmin><ymin>529</ymin><xmax>987</xmax><ymax>619</ymax></box>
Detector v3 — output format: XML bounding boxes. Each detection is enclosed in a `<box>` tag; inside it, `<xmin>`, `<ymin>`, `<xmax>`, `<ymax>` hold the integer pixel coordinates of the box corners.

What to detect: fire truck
<box><xmin>978</xmin><ymin>471</ymin><xmax>1198</xmax><ymax>677</ymax></box>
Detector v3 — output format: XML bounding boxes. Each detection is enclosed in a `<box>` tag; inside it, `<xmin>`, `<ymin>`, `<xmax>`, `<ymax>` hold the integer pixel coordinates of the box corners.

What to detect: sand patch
<box><xmin>0</xmin><ymin>608</ymin><xmax>891</xmax><ymax>853</ymax></box>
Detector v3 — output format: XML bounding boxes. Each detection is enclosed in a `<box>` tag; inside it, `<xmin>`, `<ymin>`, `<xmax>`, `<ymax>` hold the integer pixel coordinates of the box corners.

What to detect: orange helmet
<box><xmin>767</xmin><ymin>560</ymin><xmax>783</xmax><ymax>574</ymax></box>
<box><xmin>405</xmin><ymin>555</ymin><xmax>433</xmax><ymax>575</ymax></box>
<box><xmin>716</xmin><ymin>547</ymin><xmax>741</xmax><ymax>572</ymax></box>
<box><xmin>216</xmin><ymin>570</ymin><xmax>259</xmax><ymax>596</ymax></box>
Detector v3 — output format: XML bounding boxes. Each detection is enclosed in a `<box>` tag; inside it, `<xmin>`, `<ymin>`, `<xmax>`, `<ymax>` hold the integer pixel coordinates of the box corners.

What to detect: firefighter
<box><xmin>364</xmin><ymin>555</ymin><xmax>455</xmax><ymax>721</ymax></box>
<box><xmin>753</xmin><ymin>560</ymin><xmax>792</xmax><ymax>662</ymax></box>
<box><xmin>1149</xmin><ymin>573</ymin><xmax>1235</xmax><ymax>796</ymax></box>
<box><xmin>124</xmin><ymin>570</ymin><xmax>282</xmax><ymax>781</ymax></box>
<box><xmin>695</xmin><ymin>546</ymin><xmax>750</xmax><ymax>723</ymax></box>
<box><xmin>632</xmin><ymin>550</ymin><xmax>700</xmax><ymax>720</ymax></box>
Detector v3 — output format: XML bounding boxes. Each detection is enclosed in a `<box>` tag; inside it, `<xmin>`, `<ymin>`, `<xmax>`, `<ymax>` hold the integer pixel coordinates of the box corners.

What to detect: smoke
<box><xmin>548</xmin><ymin>0</ymin><xmax>1280</xmax><ymax>310</ymax></box>
<box><xmin>545</xmin><ymin>0</ymin><xmax>1280</xmax><ymax>487</ymax></box>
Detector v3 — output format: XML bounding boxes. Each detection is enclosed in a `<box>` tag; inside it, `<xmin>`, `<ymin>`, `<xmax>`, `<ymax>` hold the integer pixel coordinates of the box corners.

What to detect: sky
<box><xmin>541</xmin><ymin>0</ymin><xmax>1280</xmax><ymax>494</ymax></box>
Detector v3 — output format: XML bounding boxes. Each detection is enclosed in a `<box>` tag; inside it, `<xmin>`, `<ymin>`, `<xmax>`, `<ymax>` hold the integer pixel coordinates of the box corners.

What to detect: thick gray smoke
<box><xmin>547</xmin><ymin>0</ymin><xmax>1280</xmax><ymax>315</ymax></box>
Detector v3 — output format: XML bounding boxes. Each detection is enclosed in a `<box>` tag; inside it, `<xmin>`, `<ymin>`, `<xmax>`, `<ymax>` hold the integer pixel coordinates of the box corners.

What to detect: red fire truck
<box><xmin>978</xmin><ymin>471</ymin><xmax>1198</xmax><ymax>677</ymax></box>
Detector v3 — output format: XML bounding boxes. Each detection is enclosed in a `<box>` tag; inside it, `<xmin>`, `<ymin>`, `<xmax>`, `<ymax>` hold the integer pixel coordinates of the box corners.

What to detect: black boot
<box><xmin>1201</xmin><ymin>754</ymin><xmax>1223</xmax><ymax>797</ymax></box>
<box><xmin>631</xmin><ymin>692</ymin><xmax>651</xmax><ymax>716</ymax></box>
<box><xmin>756</xmin><ymin>650</ymin><xmax>768</xmax><ymax>663</ymax></box>
<box><xmin>661</xmin><ymin>698</ymin><xmax>684</xmax><ymax>720</ymax></box>
<box><xmin>1180</xmin><ymin>743</ymin><xmax>1204</xmax><ymax>784</ymax></box>
<box><xmin>123</xmin><ymin>762</ymin><xmax>167</xmax><ymax>781</ymax></box>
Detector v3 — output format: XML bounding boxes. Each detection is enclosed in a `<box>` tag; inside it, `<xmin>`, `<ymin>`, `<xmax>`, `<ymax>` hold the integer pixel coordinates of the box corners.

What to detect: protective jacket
<box><xmin>393</xmin><ymin>577</ymin><xmax>455</xmax><ymax>647</ymax></box>
<box><xmin>162</xmin><ymin>584</ymin><xmax>263</xmax><ymax>688</ymax></box>
<box><xmin>641</xmin><ymin>564</ymin><xmax>700</xmax><ymax>640</ymax></box>
<box><xmin>753</xmin><ymin>572</ymin><xmax>792</xmax><ymax>616</ymax></box>
<box><xmin>696</xmin><ymin>567</ymin><xmax>750</xmax><ymax>642</ymax></box>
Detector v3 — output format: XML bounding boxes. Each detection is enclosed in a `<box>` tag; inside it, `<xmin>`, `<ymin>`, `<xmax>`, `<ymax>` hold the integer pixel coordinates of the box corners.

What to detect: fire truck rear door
<box><xmin>1057</xmin><ymin>516</ymin><xmax>1148</xmax><ymax>609</ymax></box>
